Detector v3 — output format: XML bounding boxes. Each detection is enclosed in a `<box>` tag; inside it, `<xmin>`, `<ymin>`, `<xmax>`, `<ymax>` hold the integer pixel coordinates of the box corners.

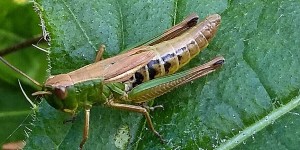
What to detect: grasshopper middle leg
<box><xmin>94</xmin><ymin>45</ymin><xmax>106</xmax><ymax>62</ymax></box>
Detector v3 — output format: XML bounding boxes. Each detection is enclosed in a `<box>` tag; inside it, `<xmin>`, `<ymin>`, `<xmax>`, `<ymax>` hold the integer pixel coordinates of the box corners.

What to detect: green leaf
<box><xmin>26</xmin><ymin>0</ymin><xmax>300</xmax><ymax>149</ymax></box>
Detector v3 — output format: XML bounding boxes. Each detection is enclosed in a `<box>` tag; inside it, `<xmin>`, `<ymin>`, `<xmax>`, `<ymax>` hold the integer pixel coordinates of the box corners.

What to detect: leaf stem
<box><xmin>217</xmin><ymin>93</ymin><xmax>300</xmax><ymax>150</ymax></box>
<box><xmin>0</xmin><ymin>35</ymin><xmax>44</xmax><ymax>56</ymax></box>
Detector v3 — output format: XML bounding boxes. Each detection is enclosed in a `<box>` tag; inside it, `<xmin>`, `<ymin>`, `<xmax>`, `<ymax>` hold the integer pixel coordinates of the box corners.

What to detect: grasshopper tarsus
<box><xmin>142</xmin><ymin>103</ymin><xmax>164</xmax><ymax>111</ymax></box>
<box><xmin>158</xmin><ymin>135</ymin><xmax>166</xmax><ymax>144</ymax></box>
<box><xmin>149</xmin><ymin>105</ymin><xmax>164</xmax><ymax>111</ymax></box>
<box><xmin>153</xmin><ymin>129</ymin><xmax>165</xmax><ymax>144</ymax></box>
<box><xmin>149</xmin><ymin>125</ymin><xmax>166</xmax><ymax>143</ymax></box>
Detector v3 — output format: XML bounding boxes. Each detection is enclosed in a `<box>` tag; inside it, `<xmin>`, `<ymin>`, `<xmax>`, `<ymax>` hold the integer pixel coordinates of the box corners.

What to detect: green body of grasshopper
<box><xmin>0</xmin><ymin>14</ymin><xmax>224</xmax><ymax>149</ymax></box>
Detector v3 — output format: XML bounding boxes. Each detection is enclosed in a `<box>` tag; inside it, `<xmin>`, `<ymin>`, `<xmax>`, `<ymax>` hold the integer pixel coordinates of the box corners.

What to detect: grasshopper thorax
<box><xmin>33</xmin><ymin>74</ymin><xmax>108</xmax><ymax>114</ymax></box>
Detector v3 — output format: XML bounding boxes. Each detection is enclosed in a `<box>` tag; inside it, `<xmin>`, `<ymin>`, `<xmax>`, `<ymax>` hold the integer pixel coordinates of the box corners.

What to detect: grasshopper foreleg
<box><xmin>106</xmin><ymin>100</ymin><xmax>165</xmax><ymax>142</ymax></box>
<box><xmin>80</xmin><ymin>108</ymin><xmax>91</xmax><ymax>150</ymax></box>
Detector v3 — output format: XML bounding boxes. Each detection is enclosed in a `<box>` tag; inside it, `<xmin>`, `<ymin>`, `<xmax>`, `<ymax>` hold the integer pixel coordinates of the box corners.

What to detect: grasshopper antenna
<box><xmin>18</xmin><ymin>80</ymin><xmax>37</xmax><ymax>109</ymax></box>
<box><xmin>32</xmin><ymin>44</ymin><xmax>49</xmax><ymax>53</ymax></box>
<box><xmin>0</xmin><ymin>56</ymin><xmax>42</xmax><ymax>87</ymax></box>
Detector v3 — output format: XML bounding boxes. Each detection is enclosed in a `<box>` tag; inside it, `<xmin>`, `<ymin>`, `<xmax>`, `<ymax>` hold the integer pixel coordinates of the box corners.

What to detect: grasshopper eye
<box><xmin>54</xmin><ymin>87</ymin><xmax>67</xmax><ymax>99</ymax></box>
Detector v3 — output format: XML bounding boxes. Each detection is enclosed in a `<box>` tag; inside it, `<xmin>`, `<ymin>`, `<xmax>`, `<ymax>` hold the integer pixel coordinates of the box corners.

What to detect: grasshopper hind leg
<box><xmin>106</xmin><ymin>100</ymin><xmax>165</xmax><ymax>142</ymax></box>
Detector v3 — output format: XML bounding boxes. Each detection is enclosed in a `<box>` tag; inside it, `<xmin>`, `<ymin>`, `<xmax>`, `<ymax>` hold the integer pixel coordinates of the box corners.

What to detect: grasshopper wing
<box><xmin>68</xmin><ymin>47</ymin><xmax>156</xmax><ymax>84</ymax></box>
<box><xmin>123</xmin><ymin>14</ymin><xmax>199</xmax><ymax>51</ymax></box>
<box><xmin>148</xmin><ymin>14</ymin><xmax>199</xmax><ymax>46</ymax></box>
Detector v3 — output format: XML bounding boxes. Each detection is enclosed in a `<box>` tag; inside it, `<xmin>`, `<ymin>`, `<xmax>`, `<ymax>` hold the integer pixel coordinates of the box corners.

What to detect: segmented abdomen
<box><xmin>131</xmin><ymin>14</ymin><xmax>221</xmax><ymax>87</ymax></box>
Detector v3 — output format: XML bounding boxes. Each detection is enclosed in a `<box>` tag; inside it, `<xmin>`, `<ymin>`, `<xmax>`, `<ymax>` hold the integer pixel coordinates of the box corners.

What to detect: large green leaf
<box><xmin>25</xmin><ymin>0</ymin><xmax>300</xmax><ymax>149</ymax></box>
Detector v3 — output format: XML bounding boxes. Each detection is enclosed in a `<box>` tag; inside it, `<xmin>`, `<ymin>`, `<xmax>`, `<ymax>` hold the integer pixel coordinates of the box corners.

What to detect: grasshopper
<box><xmin>0</xmin><ymin>14</ymin><xmax>224</xmax><ymax>149</ymax></box>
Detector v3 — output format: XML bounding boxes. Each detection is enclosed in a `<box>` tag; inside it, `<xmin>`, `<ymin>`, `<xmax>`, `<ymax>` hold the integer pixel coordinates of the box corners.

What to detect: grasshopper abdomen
<box><xmin>131</xmin><ymin>14</ymin><xmax>221</xmax><ymax>87</ymax></box>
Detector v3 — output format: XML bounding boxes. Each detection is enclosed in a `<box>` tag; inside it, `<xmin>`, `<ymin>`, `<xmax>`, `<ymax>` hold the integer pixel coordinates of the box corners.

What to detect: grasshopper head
<box><xmin>33</xmin><ymin>74</ymin><xmax>78</xmax><ymax>114</ymax></box>
<box><xmin>0</xmin><ymin>56</ymin><xmax>78</xmax><ymax>114</ymax></box>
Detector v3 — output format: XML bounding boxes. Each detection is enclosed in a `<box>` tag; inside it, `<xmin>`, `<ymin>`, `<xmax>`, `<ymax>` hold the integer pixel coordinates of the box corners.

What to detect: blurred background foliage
<box><xmin>0</xmin><ymin>0</ymin><xmax>47</xmax><ymax>148</ymax></box>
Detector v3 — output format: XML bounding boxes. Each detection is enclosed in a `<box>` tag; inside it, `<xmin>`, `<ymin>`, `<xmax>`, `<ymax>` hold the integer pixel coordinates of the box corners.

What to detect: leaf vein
<box><xmin>217</xmin><ymin>93</ymin><xmax>300</xmax><ymax>150</ymax></box>
<box><xmin>172</xmin><ymin>0</ymin><xmax>179</xmax><ymax>25</ymax></box>
<box><xmin>116</xmin><ymin>0</ymin><xmax>125</xmax><ymax>51</ymax></box>
<box><xmin>61</xmin><ymin>0</ymin><xmax>97</xmax><ymax>51</ymax></box>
